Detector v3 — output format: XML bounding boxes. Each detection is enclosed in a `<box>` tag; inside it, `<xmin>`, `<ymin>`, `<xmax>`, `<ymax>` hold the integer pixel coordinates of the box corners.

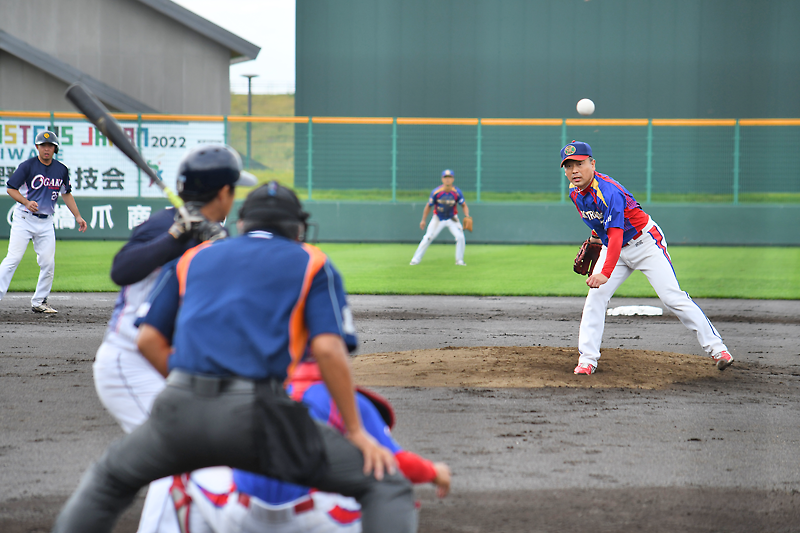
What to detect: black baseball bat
<box><xmin>64</xmin><ymin>83</ymin><xmax>186</xmax><ymax>210</ymax></box>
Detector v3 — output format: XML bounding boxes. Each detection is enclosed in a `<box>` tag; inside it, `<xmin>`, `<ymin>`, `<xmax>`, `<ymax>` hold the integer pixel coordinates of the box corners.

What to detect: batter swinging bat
<box><xmin>64</xmin><ymin>83</ymin><xmax>186</xmax><ymax>212</ymax></box>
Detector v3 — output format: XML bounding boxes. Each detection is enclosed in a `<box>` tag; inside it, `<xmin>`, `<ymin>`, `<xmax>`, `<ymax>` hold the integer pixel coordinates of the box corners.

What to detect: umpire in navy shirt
<box><xmin>52</xmin><ymin>182</ymin><xmax>417</xmax><ymax>533</ymax></box>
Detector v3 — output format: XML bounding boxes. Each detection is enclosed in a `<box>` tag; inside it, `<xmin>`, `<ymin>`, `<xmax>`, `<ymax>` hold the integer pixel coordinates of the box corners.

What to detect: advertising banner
<box><xmin>0</xmin><ymin>118</ymin><xmax>225</xmax><ymax>198</ymax></box>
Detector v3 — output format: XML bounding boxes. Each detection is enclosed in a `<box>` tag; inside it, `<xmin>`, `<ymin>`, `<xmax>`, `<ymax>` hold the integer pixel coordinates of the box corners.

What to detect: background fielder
<box><xmin>0</xmin><ymin>131</ymin><xmax>87</xmax><ymax>313</ymax></box>
<box><xmin>562</xmin><ymin>140</ymin><xmax>733</xmax><ymax>375</ymax></box>
<box><xmin>410</xmin><ymin>169</ymin><xmax>469</xmax><ymax>266</ymax></box>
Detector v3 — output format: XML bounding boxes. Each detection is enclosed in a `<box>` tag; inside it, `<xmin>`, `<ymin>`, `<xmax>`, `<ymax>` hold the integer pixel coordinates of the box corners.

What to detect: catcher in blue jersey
<box><xmin>172</xmin><ymin>360</ymin><xmax>450</xmax><ymax>533</ymax></box>
<box><xmin>410</xmin><ymin>169</ymin><xmax>471</xmax><ymax>266</ymax></box>
<box><xmin>0</xmin><ymin>131</ymin><xmax>86</xmax><ymax>313</ymax></box>
<box><xmin>562</xmin><ymin>140</ymin><xmax>733</xmax><ymax>375</ymax></box>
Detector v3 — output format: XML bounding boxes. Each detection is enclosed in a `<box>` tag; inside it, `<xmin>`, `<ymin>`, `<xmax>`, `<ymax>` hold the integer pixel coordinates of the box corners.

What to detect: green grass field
<box><xmin>3</xmin><ymin>241</ymin><xmax>798</xmax><ymax>299</ymax></box>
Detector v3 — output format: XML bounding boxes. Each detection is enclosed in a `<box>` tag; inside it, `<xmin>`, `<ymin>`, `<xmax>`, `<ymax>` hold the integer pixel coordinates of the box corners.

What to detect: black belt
<box><xmin>22</xmin><ymin>210</ymin><xmax>49</xmax><ymax>219</ymax></box>
<box><xmin>167</xmin><ymin>370</ymin><xmax>262</xmax><ymax>396</ymax></box>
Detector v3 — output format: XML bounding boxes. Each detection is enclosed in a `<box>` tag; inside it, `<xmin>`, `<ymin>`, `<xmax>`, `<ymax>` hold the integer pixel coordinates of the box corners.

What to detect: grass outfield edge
<box><xmin>2</xmin><ymin>241</ymin><xmax>797</xmax><ymax>300</ymax></box>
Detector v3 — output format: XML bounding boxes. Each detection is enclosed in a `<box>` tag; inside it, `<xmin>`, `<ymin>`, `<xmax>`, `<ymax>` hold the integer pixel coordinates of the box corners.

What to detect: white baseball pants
<box><xmin>411</xmin><ymin>216</ymin><xmax>465</xmax><ymax>264</ymax></box>
<box><xmin>186</xmin><ymin>467</ymin><xmax>363</xmax><ymax>533</ymax></box>
<box><xmin>93</xmin><ymin>343</ymin><xmax>179</xmax><ymax>533</ymax></box>
<box><xmin>0</xmin><ymin>208</ymin><xmax>56</xmax><ymax>306</ymax></box>
<box><xmin>578</xmin><ymin>218</ymin><xmax>728</xmax><ymax>368</ymax></box>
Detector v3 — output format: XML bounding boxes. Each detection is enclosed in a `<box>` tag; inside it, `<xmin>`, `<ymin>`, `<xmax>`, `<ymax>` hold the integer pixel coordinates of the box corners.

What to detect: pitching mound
<box><xmin>352</xmin><ymin>346</ymin><xmax>729</xmax><ymax>389</ymax></box>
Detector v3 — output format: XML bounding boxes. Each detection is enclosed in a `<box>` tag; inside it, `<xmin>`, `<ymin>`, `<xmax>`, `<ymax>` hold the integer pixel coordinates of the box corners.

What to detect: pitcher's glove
<box><xmin>462</xmin><ymin>216</ymin><xmax>473</xmax><ymax>232</ymax></box>
<box><xmin>574</xmin><ymin>238</ymin><xmax>602</xmax><ymax>275</ymax></box>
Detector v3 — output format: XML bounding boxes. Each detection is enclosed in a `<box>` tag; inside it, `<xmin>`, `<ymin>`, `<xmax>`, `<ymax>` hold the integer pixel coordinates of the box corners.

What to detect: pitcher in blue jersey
<box><xmin>410</xmin><ymin>169</ymin><xmax>470</xmax><ymax>266</ymax></box>
<box><xmin>0</xmin><ymin>131</ymin><xmax>86</xmax><ymax>313</ymax></box>
<box><xmin>561</xmin><ymin>141</ymin><xmax>733</xmax><ymax>375</ymax></box>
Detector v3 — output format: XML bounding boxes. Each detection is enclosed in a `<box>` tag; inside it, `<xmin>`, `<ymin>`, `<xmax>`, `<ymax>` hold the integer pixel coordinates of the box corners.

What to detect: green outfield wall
<box><xmin>296</xmin><ymin>0</ymin><xmax>800</xmax><ymax>120</ymax></box>
<box><xmin>1</xmin><ymin>197</ymin><xmax>795</xmax><ymax>246</ymax></box>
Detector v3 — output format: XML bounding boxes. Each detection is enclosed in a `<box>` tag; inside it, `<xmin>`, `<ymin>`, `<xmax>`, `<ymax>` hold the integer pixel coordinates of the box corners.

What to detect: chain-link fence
<box><xmin>4</xmin><ymin>112</ymin><xmax>798</xmax><ymax>204</ymax></box>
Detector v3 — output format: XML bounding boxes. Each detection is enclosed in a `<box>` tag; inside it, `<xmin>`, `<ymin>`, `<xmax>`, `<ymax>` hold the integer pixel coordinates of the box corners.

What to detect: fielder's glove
<box><xmin>168</xmin><ymin>205</ymin><xmax>205</xmax><ymax>243</ymax></box>
<box><xmin>462</xmin><ymin>216</ymin><xmax>473</xmax><ymax>232</ymax></box>
<box><xmin>574</xmin><ymin>238</ymin><xmax>602</xmax><ymax>275</ymax></box>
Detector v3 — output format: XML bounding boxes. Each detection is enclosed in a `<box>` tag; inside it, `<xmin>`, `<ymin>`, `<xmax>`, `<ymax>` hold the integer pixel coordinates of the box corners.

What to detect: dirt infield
<box><xmin>352</xmin><ymin>346</ymin><xmax>730</xmax><ymax>389</ymax></box>
<box><xmin>1</xmin><ymin>293</ymin><xmax>799</xmax><ymax>532</ymax></box>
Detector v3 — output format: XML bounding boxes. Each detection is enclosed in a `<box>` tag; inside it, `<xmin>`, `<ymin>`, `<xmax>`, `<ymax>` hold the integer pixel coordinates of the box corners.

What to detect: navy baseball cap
<box><xmin>441</xmin><ymin>169</ymin><xmax>454</xmax><ymax>178</ymax></box>
<box><xmin>560</xmin><ymin>141</ymin><xmax>592</xmax><ymax>167</ymax></box>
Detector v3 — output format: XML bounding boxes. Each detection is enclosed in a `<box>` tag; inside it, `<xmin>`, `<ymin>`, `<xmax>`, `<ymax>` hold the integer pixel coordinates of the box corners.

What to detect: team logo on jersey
<box><xmin>580</xmin><ymin>210</ymin><xmax>603</xmax><ymax>221</ymax></box>
<box><xmin>30</xmin><ymin>175</ymin><xmax>63</xmax><ymax>190</ymax></box>
<box><xmin>564</xmin><ymin>145</ymin><xmax>576</xmax><ymax>156</ymax></box>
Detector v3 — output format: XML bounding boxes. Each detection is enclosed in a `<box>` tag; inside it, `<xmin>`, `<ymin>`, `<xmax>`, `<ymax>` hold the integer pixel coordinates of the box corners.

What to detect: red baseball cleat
<box><xmin>574</xmin><ymin>363</ymin><xmax>596</xmax><ymax>375</ymax></box>
<box><xmin>712</xmin><ymin>350</ymin><xmax>734</xmax><ymax>370</ymax></box>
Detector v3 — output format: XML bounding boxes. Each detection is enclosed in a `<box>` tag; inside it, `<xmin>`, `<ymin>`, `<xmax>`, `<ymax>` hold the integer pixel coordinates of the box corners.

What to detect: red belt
<box><xmin>238</xmin><ymin>493</ymin><xmax>315</xmax><ymax>514</ymax></box>
<box><xmin>622</xmin><ymin>229</ymin><xmax>643</xmax><ymax>248</ymax></box>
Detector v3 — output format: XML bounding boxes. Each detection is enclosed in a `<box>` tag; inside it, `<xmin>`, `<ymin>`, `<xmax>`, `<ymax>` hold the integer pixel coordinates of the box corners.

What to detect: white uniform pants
<box><xmin>93</xmin><ymin>343</ymin><xmax>179</xmax><ymax>533</ymax></box>
<box><xmin>185</xmin><ymin>467</ymin><xmax>363</xmax><ymax>533</ymax></box>
<box><xmin>0</xmin><ymin>208</ymin><xmax>56</xmax><ymax>306</ymax></box>
<box><xmin>578</xmin><ymin>218</ymin><xmax>728</xmax><ymax>368</ymax></box>
<box><xmin>411</xmin><ymin>216</ymin><xmax>465</xmax><ymax>264</ymax></box>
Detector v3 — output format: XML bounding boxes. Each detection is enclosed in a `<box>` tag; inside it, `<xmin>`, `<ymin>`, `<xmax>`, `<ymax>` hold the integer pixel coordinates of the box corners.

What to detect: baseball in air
<box><xmin>576</xmin><ymin>98</ymin><xmax>595</xmax><ymax>116</ymax></box>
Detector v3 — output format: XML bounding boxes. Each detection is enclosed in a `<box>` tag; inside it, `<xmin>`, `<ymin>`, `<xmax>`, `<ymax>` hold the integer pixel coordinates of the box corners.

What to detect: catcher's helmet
<box><xmin>238</xmin><ymin>181</ymin><xmax>309</xmax><ymax>240</ymax></box>
<box><xmin>176</xmin><ymin>144</ymin><xmax>256</xmax><ymax>199</ymax></box>
<box><xmin>35</xmin><ymin>131</ymin><xmax>60</xmax><ymax>153</ymax></box>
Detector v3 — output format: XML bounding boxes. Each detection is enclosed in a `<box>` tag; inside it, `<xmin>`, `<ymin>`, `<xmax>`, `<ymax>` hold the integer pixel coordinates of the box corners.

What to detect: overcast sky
<box><xmin>171</xmin><ymin>0</ymin><xmax>296</xmax><ymax>94</ymax></box>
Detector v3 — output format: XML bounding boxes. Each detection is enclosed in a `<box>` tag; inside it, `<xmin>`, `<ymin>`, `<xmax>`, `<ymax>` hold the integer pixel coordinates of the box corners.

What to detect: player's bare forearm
<box><xmin>137</xmin><ymin>324</ymin><xmax>172</xmax><ymax>377</ymax></box>
<box><xmin>420</xmin><ymin>205</ymin><xmax>431</xmax><ymax>230</ymax></box>
<box><xmin>433</xmin><ymin>462</ymin><xmax>452</xmax><ymax>498</ymax></box>
<box><xmin>7</xmin><ymin>188</ymin><xmax>34</xmax><ymax>211</ymax></box>
<box><xmin>462</xmin><ymin>203</ymin><xmax>469</xmax><ymax>218</ymax></box>
<box><xmin>61</xmin><ymin>193</ymin><xmax>88</xmax><ymax>232</ymax></box>
<box><xmin>312</xmin><ymin>333</ymin><xmax>397</xmax><ymax>479</ymax></box>
<box><xmin>311</xmin><ymin>334</ymin><xmax>361</xmax><ymax>434</ymax></box>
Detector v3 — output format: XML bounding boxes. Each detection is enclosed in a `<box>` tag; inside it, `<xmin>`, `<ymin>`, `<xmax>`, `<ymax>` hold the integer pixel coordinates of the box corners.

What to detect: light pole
<box><xmin>242</xmin><ymin>74</ymin><xmax>259</xmax><ymax>170</ymax></box>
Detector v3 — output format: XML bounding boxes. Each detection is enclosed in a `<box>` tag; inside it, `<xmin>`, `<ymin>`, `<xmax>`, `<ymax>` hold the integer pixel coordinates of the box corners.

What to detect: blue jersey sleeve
<box><xmin>5</xmin><ymin>159</ymin><xmax>30</xmax><ymax>190</ymax></box>
<box><xmin>358</xmin><ymin>394</ymin><xmax>402</xmax><ymax>453</ymax></box>
<box><xmin>304</xmin><ymin>260</ymin><xmax>358</xmax><ymax>352</ymax></box>
<box><xmin>137</xmin><ymin>259</ymin><xmax>181</xmax><ymax>342</ymax></box>
<box><xmin>299</xmin><ymin>384</ymin><xmax>402</xmax><ymax>454</ymax></box>
<box><xmin>111</xmin><ymin>208</ymin><xmax>197</xmax><ymax>287</ymax></box>
<box><xmin>456</xmin><ymin>187</ymin><xmax>466</xmax><ymax>205</ymax></box>
<box><xmin>426</xmin><ymin>186</ymin><xmax>438</xmax><ymax>207</ymax></box>
<box><xmin>602</xmin><ymin>187</ymin><xmax>626</xmax><ymax>231</ymax></box>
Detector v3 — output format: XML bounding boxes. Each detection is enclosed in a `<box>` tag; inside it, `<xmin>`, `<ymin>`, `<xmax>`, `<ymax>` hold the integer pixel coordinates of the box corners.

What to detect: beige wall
<box><xmin>0</xmin><ymin>51</ymin><xmax>73</xmax><ymax>111</ymax></box>
<box><xmin>0</xmin><ymin>0</ymin><xmax>232</xmax><ymax>114</ymax></box>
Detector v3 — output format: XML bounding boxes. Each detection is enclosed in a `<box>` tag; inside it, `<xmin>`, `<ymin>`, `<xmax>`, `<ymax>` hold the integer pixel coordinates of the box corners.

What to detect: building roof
<box><xmin>0</xmin><ymin>1</ymin><xmax>260</xmax><ymax>112</ymax></box>
<box><xmin>137</xmin><ymin>0</ymin><xmax>260</xmax><ymax>64</ymax></box>
<box><xmin>0</xmin><ymin>29</ymin><xmax>158</xmax><ymax>113</ymax></box>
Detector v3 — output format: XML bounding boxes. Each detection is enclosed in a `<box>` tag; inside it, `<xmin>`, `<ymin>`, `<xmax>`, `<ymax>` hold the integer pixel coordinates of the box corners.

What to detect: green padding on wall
<box><xmin>1</xmin><ymin>197</ymin><xmax>795</xmax><ymax>246</ymax></box>
<box><xmin>302</xmin><ymin>202</ymin><xmax>799</xmax><ymax>246</ymax></box>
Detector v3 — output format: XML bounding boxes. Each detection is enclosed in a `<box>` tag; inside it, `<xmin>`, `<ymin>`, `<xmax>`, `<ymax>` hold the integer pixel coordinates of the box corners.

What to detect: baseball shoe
<box><xmin>456</xmin><ymin>260</ymin><xmax>467</xmax><ymax>266</ymax></box>
<box><xmin>32</xmin><ymin>299</ymin><xmax>57</xmax><ymax>314</ymax></box>
<box><xmin>409</xmin><ymin>260</ymin><xmax>419</xmax><ymax>265</ymax></box>
<box><xmin>712</xmin><ymin>350</ymin><xmax>734</xmax><ymax>370</ymax></box>
<box><xmin>574</xmin><ymin>363</ymin><xmax>596</xmax><ymax>375</ymax></box>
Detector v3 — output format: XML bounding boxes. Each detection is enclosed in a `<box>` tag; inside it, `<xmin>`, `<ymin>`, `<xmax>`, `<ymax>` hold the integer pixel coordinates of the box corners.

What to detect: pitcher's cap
<box><xmin>560</xmin><ymin>141</ymin><xmax>592</xmax><ymax>167</ymax></box>
<box><xmin>441</xmin><ymin>169</ymin><xmax>454</xmax><ymax>178</ymax></box>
